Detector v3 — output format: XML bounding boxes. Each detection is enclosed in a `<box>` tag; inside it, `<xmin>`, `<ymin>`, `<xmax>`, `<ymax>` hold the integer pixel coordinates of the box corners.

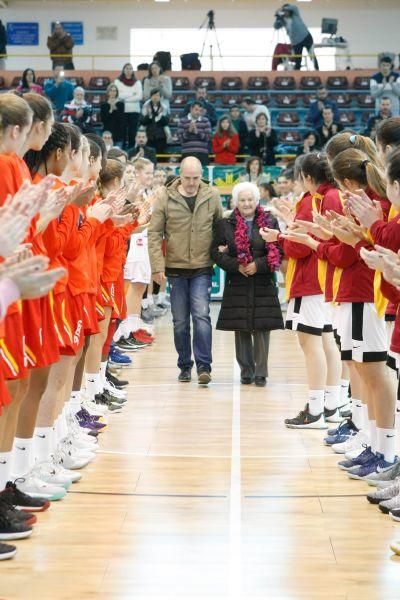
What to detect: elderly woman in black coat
<box><xmin>211</xmin><ymin>182</ymin><xmax>284</xmax><ymax>386</ymax></box>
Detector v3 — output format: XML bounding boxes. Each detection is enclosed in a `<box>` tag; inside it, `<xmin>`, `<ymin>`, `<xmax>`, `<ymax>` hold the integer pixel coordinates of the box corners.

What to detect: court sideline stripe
<box><xmin>229</xmin><ymin>356</ymin><xmax>242</xmax><ymax>597</ymax></box>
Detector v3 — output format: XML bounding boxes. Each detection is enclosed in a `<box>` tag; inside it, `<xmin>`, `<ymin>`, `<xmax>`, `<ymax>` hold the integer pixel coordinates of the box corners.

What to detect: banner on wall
<box><xmin>7</xmin><ymin>22</ymin><xmax>39</xmax><ymax>46</ymax></box>
<box><xmin>51</xmin><ymin>22</ymin><xmax>84</xmax><ymax>45</ymax></box>
<box><xmin>211</xmin><ymin>165</ymin><xmax>282</xmax><ymax>187</ymax></box>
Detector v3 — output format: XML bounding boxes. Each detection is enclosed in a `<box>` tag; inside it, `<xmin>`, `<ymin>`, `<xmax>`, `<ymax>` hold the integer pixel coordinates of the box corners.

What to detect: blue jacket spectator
<box><xmin>178</xmin><ymin>102</ymin><xmax>211</xmax><ymax>165</ymax></box>
<box><xmin>44</xmin><ymin>66</ymin><xmax>74</xmax><ymax>114</ymax></box>
<box><xmin>307</xmin><ymin>85</ymin><xmax>339</xmax><ymax>129</ymax></box>
<box><xmin>370</xmin><ymin>56</ymin><xmax>400</xmax><ymax>116</ymax></box>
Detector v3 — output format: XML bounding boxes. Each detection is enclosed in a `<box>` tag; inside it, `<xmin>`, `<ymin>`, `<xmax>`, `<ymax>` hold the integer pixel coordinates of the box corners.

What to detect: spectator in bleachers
<box><xmin>141</xmin><ymin>88</ymin><xmax>170</xmax><ymax>154</ymax></box>
<box><xmin>241</xmin><ymin>157</ymin><xmax>270</xmax><ymax>186</ymax></box>
<box><xmin>229</xmin><ymin>105</ymin><xmax>249</xmax><ymax>152</ymax></box>
<box><xmin>143</xmin><ymin>62</ymin><xmax>173</xmax><ymax>111</ymax></box>
<box><xmin>44</xmin><ymin>66</ymin><xmax>74</xmax><ymax>118</ymax></box>
<box><xmin>62</xmin><ymin>86</ymin><xmax>94</xmax><ymax>133</ymax></box>
<box><xmin>102</xmin><ymin>131</ymin><xmax>114</xmax><ymax>152</ymax></box>
<box><xmin>107</xmin><ymin>147</ymin><xmax>128</xmax><ymax>163</ymax></box>
<box><xmin>248</xmin><ymin>113</ymin><xmax>277</xmax><ymax>166</ymax></box>
<box><xmin>0</xmin><ymin>20</ymin><xmax>7</xmax><ymax>71</ymax></box>
<box><xmin>365</xmin><ymin>96</ymin><xmax>393</xmax><ymax>140</ymax></box>
<box><xmin>128</xmin><ymin>128</ymin><xmax>157</xmax><ymax>165</ymax></box>
<box><xmin>242</xmin><ymin>97</ymin><xmax>271</xmax><ymax>132</ymax></box>
<box><xmin>114</xmin><ymin>63</ymin><xmax>143</xmax><ymax>149</ymax></box>
<box><xmin>370</xmin><ymin>56</ymin><xmax>400</xmax><ymax>116</ymax></box>
<box><xmin>185</xmin><ymin>85</ymin><xmax>217</xmax><ymax>128</ymax></box>
<box><xmin>16</xmin><ymin>68</ymin><xmax>44</xmax><ymax>95</ymax></box>
<box><xmin>259</xmin><ymin>182</ymin><xmax>277</xmax><ymax>208</ymax></box>
<box><xmin>274</xmin><ymin>4</ymin><xmax>318</xmax><ymax>70</ymax></box>
<box><xmin>316</xmin><ymin>106</ymin><xmax>343</xmax><ymax>146</ymax></box>
<box><xmin>212</xmin><ymin>115</ymin><xmax>240</xmax><ymax>165</ymax></box>
<box><xmin>47</xmin><ymin>22</ymin><xmax>75</xmax><ymax>70</ymax></box>
<box><xmin>178</xmin><ymin>101</ymin><xmax>211</xmax><ymax>166</ymax></box>
<box><xmin>100</xmin><ymin>83</ymin><xmax>124</xmax><ymax>147</ymax></box>
<box><xmin>296</xmin><ymin>130</ymin><xmax>319</xmax><ymax>156</ymax></box>
<box><xmin>307</xmin><ymin>85</ymin><xmax>339</xmax><ymax>129</ymax></box>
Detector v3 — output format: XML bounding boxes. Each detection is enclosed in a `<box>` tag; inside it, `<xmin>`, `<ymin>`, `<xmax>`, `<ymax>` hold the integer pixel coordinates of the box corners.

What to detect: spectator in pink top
<box><xmin>16</xmin><ymin>69</ymin><xmax>44</xmax><ymax>96</ymax></box>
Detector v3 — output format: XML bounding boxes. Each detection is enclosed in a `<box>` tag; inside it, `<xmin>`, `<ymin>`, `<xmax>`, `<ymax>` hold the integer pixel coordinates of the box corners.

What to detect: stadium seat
<box><xmin>88</xmin><ymin>77</ymin><xmax>110</xmax><ymax>90</ymax></box>
<box><xmin>171</xmin><ymin>77</ymin><xmax>190</xmax><ymax>90</ymax></box>
<box><xmin>357</xmin><ymin>94</ymin><xmax>375</xmax><ymax>108</ymax></box>
<box><xmin>194</xmin><ymin>77</ymin><xmax>216</xmax><ymax>90</ymax></box>
<box><xmin>278</xmin><ymin>130</ymin><xmax>302</xmax><ymax>143</ymax></box>
<box><xmin>335</xmin><ymin>93</ymin><xmax>352</xmax><ymax>107</ymax></box>
<box><xmin>85</xmin><ymin>93</ymin><xmax>103</xmax><ymax>106</ymax></box>
<box><xmin>221</xmin><ymin>76</ymin><xmax>243</xmax><ymax>90</ymax></box>
<box><xmin>353</xmin><ymin>76</ymin><xmax>370</xmax><ymax>90</ymax></box>
<box><xmin>277</xmin><ymin>111</ymin><xmax>300</xmax><ymax>126</ymax></box>
<box><xmin>11</xmin><ymin>76</ymin><xmax>21</xmax><ymax>88</ymax></box>
<box><xmin>326</xmin><ymin>76</ymin><xmax>349</xmax><ymax>90</ymax></box>
<box><xmin>339</xmin><ymin>111</ymin><xmax>356</xmax><ymax>125</ymax></box>
<box><xmin>0</xmin><ymin>77</ymin><xmax>5</xmax><ymax>89</ymax></box>
<box><xmin>253</xmin><ymin>93</ymin><xmax>270</xmax><ymax>105</ymax></box>
<box><xmin>36</xmin><ymin>77</ymin><xmax>47</xmax><ymax>87</ymax></box>
<box><xmin>247</xmin><ymin>76</ymin><xmax>269</xmax><ymax>90</ymax></box>
<box><xmin>169</xmin><ymin>111</ymin><xmax>181</xmax><ymax>126</ymax></box>
<box><xmin>221</xmin><ymin>94</ymin><xmax>244</xmax><ymax>107</ymax></box>
<box><xmin>301</xmin><ymin>93</ymin><xmax>315</xmax><ymax>107</ymax></box>
<box><xmin>66</xmin><ymin>76</ymin><xmax>84</xmax><ymax>87</ymax></box>
<box><xmin>361</xmin><ymin>111</ymin><xmax>374</xmax><ymax>124</ymax></box>
<box><xmin>275</xmin><ymin>94</ymin><xmax>298</xmax><ymax>108</ymax></box>
<box><xmin>171</xmin><ymin>94</ymin><xmax>190</xmax><ymax>108</ymax></box>
<box><xmin>273</xmin><ymin>76</ymin><xmax>296</xmax><ymax>90</ymax></box>
<box><xmin>300</xmin><ymin>76</ymin><xmax>322</xmax><ymax>90</ymax></box>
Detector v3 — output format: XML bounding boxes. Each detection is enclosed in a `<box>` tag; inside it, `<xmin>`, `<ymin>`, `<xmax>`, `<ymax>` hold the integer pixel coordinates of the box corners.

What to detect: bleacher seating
<box><xmin>277</xmin><ymin>112</ymin><xmax>300</xmax><ymax>126</ymax></box>
<box><xmin>171</xmin><ymin>77</ymin><xmax>191</xmax><ymax>90</ymax></box>
<box><xmin>273</xmin><ymin>76</ymin><xmax>296</xmax><ymax>90</ymax></box>
<box><xmin>276</xmin><ymin>94</ymin><xmax>298</xmax><ymax>108</ymax></box>
<box><xmin>326</xmin><ymin>76</ymin><xmax>349</xmax><ymax>90</ymax></box>
<box><xmin>221</xmin><ymin>76</ymin><xmax>243</xmax><ymax>90</ymax></box>
<box><xmin>300</xmin><ymin>76</ymin><xmax>322</xmax><ymax>90</ymax></box>
<box><xmin>194</xmin><ymin>76</ymin><xmax>216</xmax><ymax>90</ymax></box>
<box><xmin>247</xmin><ymin>76</ymin><xmax>269</xmax><ymax>90</ymax></box>
<box><xmin>88</xmin><ymin>77</ymin><xmax>110</xmax><ymax>90</ymax></box>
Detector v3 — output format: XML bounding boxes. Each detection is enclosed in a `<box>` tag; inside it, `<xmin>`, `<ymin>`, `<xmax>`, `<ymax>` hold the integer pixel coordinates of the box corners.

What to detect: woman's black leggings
<box><xmin>123</xmin><ymin>112</ymin><xmax>140</xmax><ymax>149</ymax></box>
<box><xmin>292</xmin><ymin>32</ymin><xmax>319</xmax><ymax>70</ymax></box>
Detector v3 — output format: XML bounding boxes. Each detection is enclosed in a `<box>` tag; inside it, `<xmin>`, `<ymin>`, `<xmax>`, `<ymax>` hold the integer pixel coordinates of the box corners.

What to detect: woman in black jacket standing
<box><xmin>211</xmin><ymin>182</ymin><xmax>284</xmax><ymax>386</ymax></box>
<box><xmin>248</xmin><ymin>113</ymin><xmax>278</xmax><ymax>166</ymax></box>
<box><xmin>100</xmin><ymin>83</ymin><xmax>125</xmax><ymax>147</ymax></box>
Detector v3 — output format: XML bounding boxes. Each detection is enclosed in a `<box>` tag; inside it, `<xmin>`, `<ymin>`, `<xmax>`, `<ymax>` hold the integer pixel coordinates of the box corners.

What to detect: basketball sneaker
<box><xmin>285</xmin><ymin>404</ymin><xmax>327</xmax><ymax>429</ymax></box>
<box><xmin>0</xmin><ymin>542</ymin><xmax>17</xmax><ymax>560</ymax></box>
<box><xmin>0</xmin><ymin>481</ymin><xmax>50</xmax><ymax>512</ymax></box>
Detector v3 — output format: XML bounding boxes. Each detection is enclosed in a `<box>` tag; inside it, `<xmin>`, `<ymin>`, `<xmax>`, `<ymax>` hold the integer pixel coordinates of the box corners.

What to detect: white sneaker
<box><xmin>66</xmin><ymin>414</ymin><xmax>100</xmax><ymax>448</ymax></box>
<box><xmin>103</xmin><ymin>381</ymin><xmax>127</xmax><ymax>399</ymax></box>
<box><xmin>50</xmin><ymin>454</ymin><xmax>83</xmax><ymax>482</ymax></box>
<box><xmin>81</xmin><ymin>399</ymin><xmax>108</xmax><ymax>419</ymax></box>
<box><xmin>332</xmin><ymin>430</ymin><xmax>369</xmax><ymax>455</ymax></box>
<box><xmin>14</xmin><ymin>473</ymin><xmax>67</xmax><ymax>501</ymax></box>
<box><xmin>56</xmin><ymin>445</ymin><xmax>95</xmax><ymax>470</ymax></box>
<box><xmin>31</xmin><ymin>461</ymin><xmax>73</xmax><ymax>489</ymax></box>
<box><xmin>65</xmin><ymin>434</ymin><xmax>99</xmax><ymax>453</ymax></box>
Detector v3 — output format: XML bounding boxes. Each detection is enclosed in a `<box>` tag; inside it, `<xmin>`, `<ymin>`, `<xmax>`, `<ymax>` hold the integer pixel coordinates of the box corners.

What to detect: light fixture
<box><xmin>155</xmin><ymin>0</ymin><xmax>170</xmax><ymax>3</ymax></box>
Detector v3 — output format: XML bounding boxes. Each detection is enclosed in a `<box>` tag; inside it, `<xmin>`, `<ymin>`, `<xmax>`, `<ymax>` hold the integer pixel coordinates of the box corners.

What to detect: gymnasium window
<box><xmin>130</xmin><ymin>28</ymin><xmax>338</xmax><ymax>71</ymax></box>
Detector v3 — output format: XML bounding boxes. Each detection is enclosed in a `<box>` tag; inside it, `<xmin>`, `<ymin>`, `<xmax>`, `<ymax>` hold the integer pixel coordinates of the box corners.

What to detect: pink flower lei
<box><xmin>233</xmin><ymin>206</ymin><xmax>281</xmax><ymax>272</ymax></box>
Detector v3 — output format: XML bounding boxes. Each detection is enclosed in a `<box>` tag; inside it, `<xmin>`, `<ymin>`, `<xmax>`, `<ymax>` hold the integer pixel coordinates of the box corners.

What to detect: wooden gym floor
<box><xmin>1</xmin><ymin>305</ymin><xmax>400</xmax><ymax>600</ymax></box>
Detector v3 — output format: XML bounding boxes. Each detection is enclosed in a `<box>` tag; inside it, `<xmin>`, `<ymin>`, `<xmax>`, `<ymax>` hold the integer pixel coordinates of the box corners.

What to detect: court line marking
<box><xmin>245</xmin><ymin>494</ymin><xmax>367</xmax><ymax>499</ymax></box>
<box><xmin>229</xmin><ymin>355</ymin><xmax>242</xmax><ymax>598</ymax></box>
<box><xmin>67</xmin><ymin>491</ymin><xmax>228</xmax><ymax>498</ymax></box>
<box><xmin>98</xmin><ymin>450</ymin><xmax>340</xmax><ymax>459</ymax></box>
<box><xmin>124</xmin><ymin>382</ymin><xmax>308</xmax><ymax>389</ymax></box>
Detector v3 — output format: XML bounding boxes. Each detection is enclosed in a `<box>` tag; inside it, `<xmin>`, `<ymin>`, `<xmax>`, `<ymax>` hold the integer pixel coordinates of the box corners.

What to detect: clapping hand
<box><xmin>0</xmin><ymin>254</ymin><xmax>66</xmax><ymax>300</ymax></box>
<box><xmin>343</xmin><ymin>189</ymin><xmax>383</xmax><ymax>229</ymax></box>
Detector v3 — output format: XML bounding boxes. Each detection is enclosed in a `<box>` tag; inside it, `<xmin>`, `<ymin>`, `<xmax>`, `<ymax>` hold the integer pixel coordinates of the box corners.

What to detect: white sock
<box><xmin>324</xmin><ymin>385</ymin><xmax>341</xmax><ymax>411</ymax></box>
<box><xmin>396</xmin><ymin>399</ymin><xmax>400</xmax><ymax>428</ymax></box>
<box><xmin>128</xmin><ymin>314</ymin><xmax>140</xmax><ymax>334</ymax></box>
<box><xmin>308</xmin><ymin>389</ymin><xmax>325</xmax><ymax>416</ymax></box>
<box><xmin>56</xmin><ymin>414</ymin><xmax>68</xmax><ymax>442</ymax></box>
<box><xmin>68</xmin><ymin>390</ymin><xmax>82</xmax><ymax>414</ymax></box>
<box><xmin>147</xmin><ymin>294</ymin><xmax>154</xmax><ymax>306</ymax></box>
<box><xmin>142</xmin><ymin>298</ymin><xmax>149</xmax><ymax>309</ymax></box>
<box><xmin>362</xmin><ymin>404</ymin><xmax>370</xmax><ymax>431</ymax></box>
<box><xmin>113</xmin><ymin>323</ymin><xmax>125</xmax><ymax>343</ymax></box>
<box><xmin>34</xmin><ymin>427</ymin><xmax>54</xmax><ymax>462</ymax></box>
<box><xmin>340</xmin><ymin>379</ymin><xmax>350</xmax><ymax>404</ymax></box>
<box><xmin>158</xmin><ymin>291</ymin><xmax>166</xmax><ymax>302</ymax></box>
<box><xmin>100</xmin><ymin>361</ymin><xmax>107</xmax><ymax>386</ymax></box>
<box><xmin>85</xmin><ymin>373</ymin><xmax>100</xmax><ymax>399</ymax></box>
<box><xmin>377</xmin><ymin>427</ymin><xmax>396</xmax><ymax>463</ymax></box>
<box><xmin>0</xmin><ymin>451</ymin><xmax>12</xmax><ymax>490</ymax></box>
<box><xmin>369</xmin><ymin>420</ymin><xmax>377</xmax><ymax>453</ymax></box>
<box><xmin>352</xmin><ymin>400</ymin><xmax>363</xmax><ymax>430</ymax></box>
<box><xmin>12</xmin><ymin>437</ymin><xmax>33</xmax><ymax>477</ymax></box>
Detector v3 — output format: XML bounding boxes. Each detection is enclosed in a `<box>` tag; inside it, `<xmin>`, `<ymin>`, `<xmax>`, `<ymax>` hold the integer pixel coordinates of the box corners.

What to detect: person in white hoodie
<box><xmin>114</xmin><ymin>63</ymin><xmax>143</xmax><ymax>149</ymax></box>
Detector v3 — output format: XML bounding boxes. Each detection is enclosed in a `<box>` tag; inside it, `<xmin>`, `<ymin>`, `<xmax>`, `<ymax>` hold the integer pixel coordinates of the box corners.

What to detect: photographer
<box><xmin>274</xmin><ymin>4</ymin><xmax>319</xmax><ymax>70</ymax></box>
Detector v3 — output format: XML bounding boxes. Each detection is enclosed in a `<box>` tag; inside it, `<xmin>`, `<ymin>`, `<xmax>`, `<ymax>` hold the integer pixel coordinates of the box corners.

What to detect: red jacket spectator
<box><xmin>212</xmin><ymin>115</ymin><xmax>240</xmax><ymax>165</ymax></box>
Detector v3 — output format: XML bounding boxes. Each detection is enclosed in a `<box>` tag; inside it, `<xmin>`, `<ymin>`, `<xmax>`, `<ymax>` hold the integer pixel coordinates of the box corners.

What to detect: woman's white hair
<box><xmin>231</xmin><ymin>182</ymin><xmax>260</xmax><ymax>207</ymax></box>
<box><xmin>74</xmin><ymin>86</ymin><xmax>85</xmax><ymax>96</ymax></box>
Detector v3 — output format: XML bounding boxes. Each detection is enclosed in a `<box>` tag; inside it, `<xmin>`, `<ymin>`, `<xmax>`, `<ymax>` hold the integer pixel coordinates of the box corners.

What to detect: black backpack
<box><xmin>180</xmin><ymin>53</ymin><xmax>201</xmax><ymax>71</ymax></box>
<box><xmin>153</xmin><ymin>51</ymin><xmax>172</xmax><ymax>72</ymax></box>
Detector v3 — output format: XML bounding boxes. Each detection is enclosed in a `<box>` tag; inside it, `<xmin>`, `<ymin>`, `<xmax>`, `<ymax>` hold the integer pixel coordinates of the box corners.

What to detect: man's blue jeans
<box><xmin>169</xmin><ymin>273</ymin><xmax>212</xmax><ymax>372</ymax></box>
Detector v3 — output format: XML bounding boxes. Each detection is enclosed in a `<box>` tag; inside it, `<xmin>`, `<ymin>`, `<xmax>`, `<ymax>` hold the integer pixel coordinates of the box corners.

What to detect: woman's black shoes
<box><xmin>255</xmin><ymin>377</ymin><xmax>266</xmax><ymax>387</ymax></box>
<box><xmin>240</xmin><ymin>377</ymin><xmax>253</xmax><ymax>385</ymax></box>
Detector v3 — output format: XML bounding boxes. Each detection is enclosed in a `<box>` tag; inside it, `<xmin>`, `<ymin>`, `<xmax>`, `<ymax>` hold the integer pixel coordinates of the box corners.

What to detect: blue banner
<box><xmin>52</xmin><ymin>21</ymin><xmax>84</xmax><ymax>45</ymax></box>
<box><xmin>7</xmin><ymin>22</ymin><xmax>39</xmax><ymax>46</ymax></box>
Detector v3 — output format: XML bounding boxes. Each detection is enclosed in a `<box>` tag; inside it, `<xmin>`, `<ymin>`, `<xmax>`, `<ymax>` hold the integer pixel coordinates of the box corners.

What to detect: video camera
<box><xmin>273</xmin><ymin>4</ymin><xmax>294</xmax><ymax>30</ymax></box>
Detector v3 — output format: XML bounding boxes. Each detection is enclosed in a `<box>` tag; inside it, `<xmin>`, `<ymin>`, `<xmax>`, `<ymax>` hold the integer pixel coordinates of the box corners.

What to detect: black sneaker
<box><xmin>178</xmin><ymin>368</ymin><xmax>192</xmax><ymax>382</ymax></box>
<box><xmin>255</xmin><ymin>376</ymin><xmax>266</xmax><ymax>387</ymax></box>
<box><xmin>106</xmin><ymin>370</ymin><xmax>128</xmax><ymax>389</ymax></box>
<box><xmin>128</xmin><ymin>334</ymin><xmax>148</xmax><ymax>348</ymax></box>
<box><xmin>240</xmin><ymin>377</ymin><xmax>253</xmax><ymax>385</ymax></box>
<box><xmin>0</xmin><ymin>481</ymin><xmax>50</xmax><ymax>512</ymax></box>
<box><xmin>95</xmin><ymin>393</ymin><xmax>122</xmax><ymax>412</ymax></box>
<box><xmin>116</xmin><ymin>338</ymin><xmax>138</xmax><ymax>352</ymax></box>
<box><xmin>0</xmin><ymin>542</ymin><xmax>17</xmax><ymax>560</ymax></box>
<box><xmin>0</xmin><ymin>497</ymin><xmax>36</xmax><ymax>526</ymax></box>
<box><xmin>197</xmin><ymin>368</ymin><xmax>211</xmax><ymax>386</ymax></box>
<box><xmin>0</xmin><ymin>505</ymin><xmax>33</xmax><ymax>540</ymax></box>
<box><xmin>102</xmin><ymin>389</ymin><xmax>127</xmax><ymax>405</ymax></box>
<box><xmin>285</xmin><ymin>404</ymin><xmax>327</xmax><ymax>429</ymax></box>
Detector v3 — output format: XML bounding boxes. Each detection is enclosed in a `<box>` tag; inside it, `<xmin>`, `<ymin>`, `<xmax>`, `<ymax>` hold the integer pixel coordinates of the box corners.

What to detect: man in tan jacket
<box><xmin>47</xmin><ymin>22</ymin><xmax>75</xmax><ymax>70</ymax></box>
<box><xmin>148</xmin><ymin>157</ymin><xmax>223</xmax><ymax>385</ymax></box>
